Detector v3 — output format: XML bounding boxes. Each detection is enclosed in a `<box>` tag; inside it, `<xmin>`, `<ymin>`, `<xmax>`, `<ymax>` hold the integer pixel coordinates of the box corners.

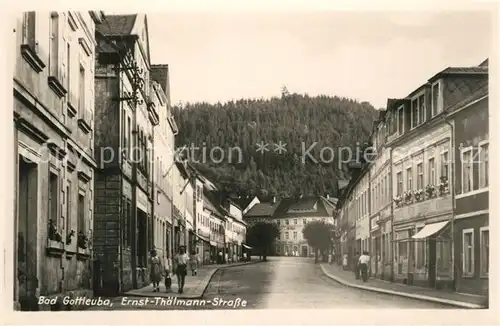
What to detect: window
<box><xmin>428</xmin><ymin>158</ymin><xmax>436</xmax><ymax>185</ymax></box>
<box><xmin>66</xmin><ymin>42</ymin><xmax>71</xmax><ymax>92</ymax></box>
<box><xmin>294</xmin><ymin>219</ymin><xmax>297</xmax><ymax>225</ymax></box>
<box><xmin>417</xmin><ymin>163</ymin><xmax>423</xmax><ymax>190</ymax></box>
<box><xmin>49</xmin><ymin>172</ymin><xmax>59</xmax><ymax>227</ymax></box>
<box><xmin>22</xmin><ymin>12</ymin><xmax>37</xmax><ymax>49</ymax></box>
<box><xmin>441</xmin><ymin>151</ymin><xmax>449</xmax><ymax>181</ymax></box>
<box><xmin>293</xmin><ymin>232</ymin><xmax>297</xmax><ymax>240</ymax></box>
<box><xmin>462</xmin><ymin>229</ymin><xmax>474</xmax><ymax>276</ymax></box>
<box><xmin>431</xmin><ymin>81</ymin><xmax>442</xmax><ymax>116</ymax></box>
<box><xmin>284</xmin><ymin>232</ymin><xmax>289</xmax><ymax>240</ymax></box>
<box><xmin>78</xmin><ymin>192</ymin><xmax>86</xmax><ymax>233</ymax></box>
<box><xmin>480</xmin><ymin>227</ymin><xmax>489</xmax><ymax>277</ymax></box>
<box><xmin>285</xmin><ymin>219</ymin><xmax>289</xmax><ymax>225</ymax></box>
<box><xmin>66</xmin><ymin>182</ymin><xmax>71</xmax><ymax>236</ymax></box>
<box><xmin>411</xmin><ymin>94</ymin><xmax>425</xmax><ymax>128</ymax></box>
<box><xmin>127</xmin><ymin>117</ymin><xmax>131</xmax><ymax>158</ymax></box>
<box><xmin>277</xmin><ymin>220</ymin><xmax>280</xmax><ymax>226</ymax></box>
<box><xmin>303</xmin><ymin>219</ymin><xmax>306</xmax><ymax>225</ymax></box>
<box><xmin>416</xmin><ymin>227</ymin><xmax>425</xmax><ymax>269</ymax></box>
<box><xmin>397</xmin><ymin>106</ymin><xmax>404</xmax><ymax>135</ymax></box>
<box><xmin>406</xmin><ymin>167</ymin><xmax>412</xmax><ymax>191</ymax></box>
<box><xmin>49</xmin><ymin>12</ymin><xmax>60</xmax><ymax>78</ymax></box>
<box><xmin>79</xmin><ymin>64</ymin><xmax>86</xmax><ymax>112</ymax></box>
<box><xmin>461</xmin><ymin>148</ymin><xmax>473</xmax><ymax>193</ymax></box>
<box><xmin>396</xmin><ymin>171</ymin><xmax>403</xmax><ymax>196</ymax></box>
<box><xmin>478</xmin><ymin>142</ymin><xmax>489</xmax><ymax>188</ymax></box>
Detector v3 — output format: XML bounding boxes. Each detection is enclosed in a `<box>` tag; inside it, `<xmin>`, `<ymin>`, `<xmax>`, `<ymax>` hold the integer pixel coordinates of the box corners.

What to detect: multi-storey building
<box><xmin>448</xmin><ymin>61</ymin><xmax>488</xmax><ymax>295</ymax></box>
<box><xmin>173</xmin><ymin>162</ymin><xmax>189</xmax><ymax>254</ymax></box>
<box><xmin>150</xmin><ymin>64</ymin><xmax>177</xmax><ymax>271</ymax></box>
<box><xmin>14</xmin><ymin>11</ymin><xmax>105</xmax><ymax>310</ymax></box>
<box><xmin>204</xmin><ymin>194</ymin><xmax>227</xmax><ymax>263</ymax></box>
<box><xmin>271</xmin><ymin>197</ymin><xmax>335</xmax><ymax>257</ymax></box>
<box><xmin>93</xmin><ymin>14</ymin><xmax>159</xmax><ymax>294</ymax></box>
<box><xmin>386</xmin><ymin>61</ymin><xmax>487</xmax><ymax>289</ymax></box>
<box><xmin>354</xmin><ymin>170</ymin><xmax>370</xmax><ymax>262</ymax></box>
<box><xmin>336</xmin><ymin>60</ymin><xmax>489</xmax><ymax>294</ymax></box>
<box><xmin>190</xmin><ymin>168</ymin><xmax>210</xmax><ymax>263</ymax></box>
<box><xmin>368</xmin><ymin>113</ymin><xmax>392</xmax><ymax>279</ymax></box>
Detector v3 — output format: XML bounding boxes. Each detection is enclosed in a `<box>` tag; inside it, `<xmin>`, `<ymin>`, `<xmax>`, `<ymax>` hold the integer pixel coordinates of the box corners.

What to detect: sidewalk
<box><xmin>123</xmin><ymin>260</ymin><xmax>262</xmax><ymax>299</ymax></box>
<box><xmin>320</xmin><ymin>263</ymin><xmax>488</xmax><ymax>309</ymax></box>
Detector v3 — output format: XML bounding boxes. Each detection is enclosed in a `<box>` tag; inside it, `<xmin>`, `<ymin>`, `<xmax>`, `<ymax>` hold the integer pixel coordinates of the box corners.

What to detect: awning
<box><xmin>412</xmin><ymin>221</ymin><xmax>449</xmax><ymax>239</ymax></box>
<box><xmin>195</xmin><ymin>232</ymin><xmax>210</xmax><ymax>243</ymax></box>
<box><xmin>242</xmin><ymin>244</ymin><xmax>252</xmax><ymax>249</ymax></box>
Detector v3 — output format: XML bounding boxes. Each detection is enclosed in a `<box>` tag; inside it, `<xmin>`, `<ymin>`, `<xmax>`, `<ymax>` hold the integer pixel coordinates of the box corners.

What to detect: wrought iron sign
<box><xmin>117</xmin><ymin>49</ymin><xmax>146</xmax><ymax>107</ymax></box>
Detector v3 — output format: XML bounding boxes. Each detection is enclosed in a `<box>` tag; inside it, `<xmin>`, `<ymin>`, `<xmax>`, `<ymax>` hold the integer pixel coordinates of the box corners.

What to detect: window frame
<box><xmin>48</xmin><ymin>169</ymin><xmax>60</xmax><ymax>228</ymax></box>
<box><xmin>416</xmin><ymin>162</ymin><xmax>424</xmax><ymax>190</ymax></box>
<box><xmin>410</xmin><ymin>92</ymin><xmax>426</xmax><ymax>129</ymax></box>
<box><xmin>396</xmin><ymin>171</ymin><xmax>403</xmax><ymax>196</ymax></box>
<box><xmin>478</xmin><ymin>141</ymin><xmax>489</xmax><ymax>189</ymax></box>
<box><xmin>397</xmin><ymin>105</ymin><xmax>404</xmax><ymax>135</ymax></box>
<box><xmin>441</xmin><ymin>150</ymin><xmax>449</xmax><ymax>181</ymax></box>
<box><xmin>480</xmin><ymin>226</ymin><xmax>489</xmax><ymax>278</ymax></box>
<box><xmin>428</xmin><ymin>157</ymin><xmax>436</xmax><ymax>186</ymax></box>
<box><xmin>461</xmin><ymin>146</ymin><xmax>474</xmax><ymax>194</ymax></box>
<box><xmin>406</xmin><ymin>167</ymin><xmax>413</xmax><ymax>192</ymax></box>
<box><xmin>431</xmin><ymin>80</ymin><xmax>443</xmax><ymax>117</ymax></box>
<box><xmin>462</xmin><ymin>228</ymin><xmax>474</xmax><ymax>277</ymax></box>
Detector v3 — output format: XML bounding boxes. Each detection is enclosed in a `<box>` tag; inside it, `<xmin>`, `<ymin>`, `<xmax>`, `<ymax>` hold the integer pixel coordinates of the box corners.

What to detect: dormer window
<box><xmin>431</xmin><ymin>80</ymin><xmax>443</xmax><ymax>117</ymax></box>
<box><xmin>397</xmin><ymin>105</ymin><xmax>404</xmax><ymax>135</ymax></box>
<box><xmin>411</xmin><ymin>93</ymin><xmax>425</xmax><ymax>129</ymax></box>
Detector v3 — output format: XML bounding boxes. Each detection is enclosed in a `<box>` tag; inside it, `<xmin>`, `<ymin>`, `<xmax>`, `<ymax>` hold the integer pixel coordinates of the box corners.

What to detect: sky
<box><xmin>140</xmin><ymin>10</ymin><xmax>492</xmax><ymax>109</ymax></box>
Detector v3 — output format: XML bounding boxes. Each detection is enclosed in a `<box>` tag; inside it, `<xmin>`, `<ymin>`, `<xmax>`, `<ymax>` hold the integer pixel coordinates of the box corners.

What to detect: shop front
<box><xmin>195</xmin><ymin>229</ymin><xmax>211</xmax><ymax>265</ymax></box>
<box><xmin>135</xmin><ymin>187</ymin><xmax>152</xmax><ymax>288</ymax></box>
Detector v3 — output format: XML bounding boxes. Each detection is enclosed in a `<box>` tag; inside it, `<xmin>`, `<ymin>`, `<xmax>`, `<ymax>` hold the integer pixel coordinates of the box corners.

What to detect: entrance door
<box><xmin>301</xmin><ymin>246</ymin><xmax>308</xmax><ymax>257</ymax></box>
<box><xmin>17</xmin><ymin>157</ymin><xmax>38</xmax><ymax>309</ymax></box>
<box><xmin>428</xmin><ymin>238</ymin><xmax>437</xmax><ymax>287</ymax></box>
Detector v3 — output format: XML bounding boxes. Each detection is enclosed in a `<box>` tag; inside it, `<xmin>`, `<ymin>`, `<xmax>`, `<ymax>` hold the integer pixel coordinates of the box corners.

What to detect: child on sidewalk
<box><xmin>164</xmin><ymin>261</ymin><xmax>172</xmax><ymax>293</ymax></box>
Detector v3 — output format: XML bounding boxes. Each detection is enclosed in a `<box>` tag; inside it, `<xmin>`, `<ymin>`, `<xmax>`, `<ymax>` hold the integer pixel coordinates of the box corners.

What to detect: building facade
<box><xmin>450</xmin><ymin>82</ymin><xmax>489</xmax><ymax>295</ymax></box>
<box><xmin>336</xmin><ymin>59</ymin><xmax>489</xmax><ymax>295</ymax></box>
<box><xmin>14</xmin><ymin>11</ymin><xmax>104</xmax><ymax>310</ymax></box>
<box><xmin>93</xmin><ymin>14</ymin><xmax>159</xmax><ymax>294</ymax></box>
<box><xmin>271</xmin><ymin>197</ymin><xmax>335</xmax><ymax>257</ymax></box>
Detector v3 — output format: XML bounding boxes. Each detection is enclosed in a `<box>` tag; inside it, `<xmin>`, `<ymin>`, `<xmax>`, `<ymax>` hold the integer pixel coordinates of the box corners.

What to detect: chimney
<box><xmin>150</xmin><ymin>64</ymin><xmax>171</xmax><ymax>104</ymax></box>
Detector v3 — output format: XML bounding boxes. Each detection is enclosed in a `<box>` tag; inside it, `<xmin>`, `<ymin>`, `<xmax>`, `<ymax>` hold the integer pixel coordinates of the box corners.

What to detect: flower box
<box><xmin>46</xmin><ymin>239</ymin><xmax>65</xmax><ymax>257</ymax></box>
<box><xmin>76</xmin><ymin>247</ymin><xmax>91</xmax><ymax>261</ymax></box>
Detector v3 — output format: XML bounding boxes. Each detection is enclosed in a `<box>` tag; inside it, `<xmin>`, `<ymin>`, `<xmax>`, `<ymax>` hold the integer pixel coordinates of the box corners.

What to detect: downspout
<box><xmin>443</xmin><ymin>117</ymin><xmax>456</xmax><ymax>288</ymax></box>
<box><xmin>389</xmin><ymin>146</ymin><xmax>394</xmax><ymax>281</ymax></box>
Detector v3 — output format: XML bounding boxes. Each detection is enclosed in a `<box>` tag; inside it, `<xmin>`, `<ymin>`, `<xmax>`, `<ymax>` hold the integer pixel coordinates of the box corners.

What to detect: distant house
<box><xmin>232</xmin><ymin>196</ymin><xmax>261</xmax><ymax>215</ymax></box>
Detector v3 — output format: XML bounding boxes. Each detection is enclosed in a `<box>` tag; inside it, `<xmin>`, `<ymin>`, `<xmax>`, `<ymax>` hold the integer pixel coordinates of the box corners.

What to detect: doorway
<box><xmin>301</xmin><ymin>246</ymin><xmax>308</xmax><ymax>257</ymax></box>
<box><xmin>428</xmin><ymin>238</ymin><xmax>437</xmax><ymax>288</ymax></box>
<box><xmin>17</xmin><ymin>156</ymin><xmax>38</xmax><ymax>308</ymax></box>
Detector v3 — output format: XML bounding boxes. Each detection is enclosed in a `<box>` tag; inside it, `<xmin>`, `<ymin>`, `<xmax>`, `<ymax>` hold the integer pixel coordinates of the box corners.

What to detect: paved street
<box><xmin>88</xmin><ymin>257</ymin><xmax>451</xmax><ymax>310</ymax></box>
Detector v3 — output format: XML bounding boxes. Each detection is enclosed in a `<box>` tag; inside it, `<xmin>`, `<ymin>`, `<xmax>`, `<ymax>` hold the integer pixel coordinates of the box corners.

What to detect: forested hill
<box><xmin>172</xmin><ymin>92</ymin><xmax>379</xmax><ymax>200</ymax></box>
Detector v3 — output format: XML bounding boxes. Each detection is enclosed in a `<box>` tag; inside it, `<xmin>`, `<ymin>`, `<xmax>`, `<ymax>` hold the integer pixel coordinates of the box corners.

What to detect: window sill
<box><xmin>65</xmin><ymin>248</ymin><xmax>77</xmax><ymax>259</ymax></box>
<box><xmin>46</xmin><ymin>240</ymin><xmax>65</xmax><ymax>257</ymax></box>
<box><xmin>76</xmin><ymin>247</ymin><xmax>91</xmax><ymax>261</ymax></box>
<box><xmin>462</xmin><ymin>273</ymin><xmax>475</xmax><ymax>279</ymax></box>
<box><xmin>480</xmin><ymin>274</ymin><xmax>488</xmax><ymax>279</ymax></box>
<box><xmin>20</xmin><ymin>44</ymin><xmax>46</xmax><ymax>73</ymax></box>
<box><xmin>47</xmin><ymin>76</ymin><xmax>67</xmax><ymax>98</ymax></box>
<box><xmin>67</xmin><ymin>102</ymin><xmax>78</xmax><ymax>118</ymax></box>
<box><xmin>77</xmin><ymin>118</ymin><xmax>92</xmax><ymax>134</ymax></box>
<box><xmin>456</xmin><ymin>187</ymin><xmax>489</xmax><ymax>199</ymax></box>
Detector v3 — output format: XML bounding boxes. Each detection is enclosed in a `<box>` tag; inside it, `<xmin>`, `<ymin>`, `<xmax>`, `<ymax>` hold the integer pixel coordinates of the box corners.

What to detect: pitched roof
<box><xmin>231</xmin><ymin>197</ymin><xmax>255</xmax><ymax>210</ymax></box>
<box><xmin>448</xmin><ymin>83</ymin><xmax>488</xmax><ymax>113</ymax></box>
<box><xmin>271</xmin><ymin>196</ymin><xmax>332</xmax><ymax>218</ymax></box>
<box><xmin>97</xmin><ymin>14</ymin><xmax>137</xmax><ymax>36</ymax></box>
<box><xmin>244</xmin><ymin>203</ymin><xmax>276</xmax><ymax>218</ymax></box>
<box><xmin>428</xmin><ymin>65</ymin><xmax>488</xmax><ymax>82</ymax></box>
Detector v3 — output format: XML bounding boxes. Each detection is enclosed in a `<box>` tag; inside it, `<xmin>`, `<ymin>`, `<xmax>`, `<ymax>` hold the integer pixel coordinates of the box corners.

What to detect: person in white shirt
<box><xmin>175</xmin><ymin>246</ymin><xmax>189</xmax><ymax>293</ymax></box>
<box><xmin>358</xmin><ymin>251</ymin><xmax>370</xmax><ymax>282</ymax></box>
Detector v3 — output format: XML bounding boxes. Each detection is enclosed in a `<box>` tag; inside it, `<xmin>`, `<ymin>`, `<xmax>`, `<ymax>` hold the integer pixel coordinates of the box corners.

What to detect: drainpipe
<box><xmin>389</xmin><ymin>146</ymin><xmax>394</xmax><ymax>281</ymax></box>
<box><xmin>443</xmin><ymin>117</ymin><xmax>456</xmax><ymax>288</ymax></box>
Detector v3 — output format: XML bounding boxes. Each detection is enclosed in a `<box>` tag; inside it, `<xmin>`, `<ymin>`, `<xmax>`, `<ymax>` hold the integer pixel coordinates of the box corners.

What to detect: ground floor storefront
<box><xmin>453</xmin><ymin>213</ymin><xmax>489</xmax><ymax>296</ymax></box>
<box><xmin>275</xmin><ymin>241</ymin><xmax>312</xmax><ymax>257</ymax></box>
<box><xmin>392</xmin><ymin>218</ymin><xmax>453</xmax><ymax>290</ymax></box>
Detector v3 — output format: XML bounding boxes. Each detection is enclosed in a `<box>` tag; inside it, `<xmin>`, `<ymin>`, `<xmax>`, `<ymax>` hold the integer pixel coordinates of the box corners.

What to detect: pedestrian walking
<box><xmin>190</xmin><ymin>251</ymin><xmax>199</xmax><ymax>276</ymax></box>
<box><xmin>224</xmin><ymin>252</ymin><xmax>228</xmax><ymax>264</ymax></box>
<box><xmin>149</xmin><ymin>249</ymin><xmax>162</xmax><ymax>292</ymax></box>
<box><xmin>164</xmin><ymin>262</ymin><xmax>172</xmax><ymax>293</ymax></box>
<box><xmin>342</xmin><ymin>254</ymin><xmax>348</xmax><ymax>270</ymax></box>
<box><xmin>358</xmin><ymin>251</ymin><xmax>370</xmax><ymax>282</ymax></box>
<box><xmin>175</xmin><ymin>246</ymin><xmax>189</xmax><ymax>294</ymax></box>
<box><xmin>353</xmin><ymin>252</ymin><xmax>361</xmax><ymax>280</ymax></box>
<box><xmin>218</xmin><ymin>250</ymin><xmax>223</xmax><ymax>264</ymax></box>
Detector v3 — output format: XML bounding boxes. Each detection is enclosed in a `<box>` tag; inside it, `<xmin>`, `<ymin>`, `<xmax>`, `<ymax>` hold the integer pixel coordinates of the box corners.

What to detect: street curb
<box><xmin>199</xmin><ymin>260</ymin><xmax>265</xmax><ymax>298</ymax></box>
<box><xmin>122</xmin><ymin>260</ymin><xmax>264</xmax><ymax>300</ymax></box>
<box><xmin>319</xmin><ymin>264</ymin><xmax>485</xmax><ymax>309</ymax></box>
